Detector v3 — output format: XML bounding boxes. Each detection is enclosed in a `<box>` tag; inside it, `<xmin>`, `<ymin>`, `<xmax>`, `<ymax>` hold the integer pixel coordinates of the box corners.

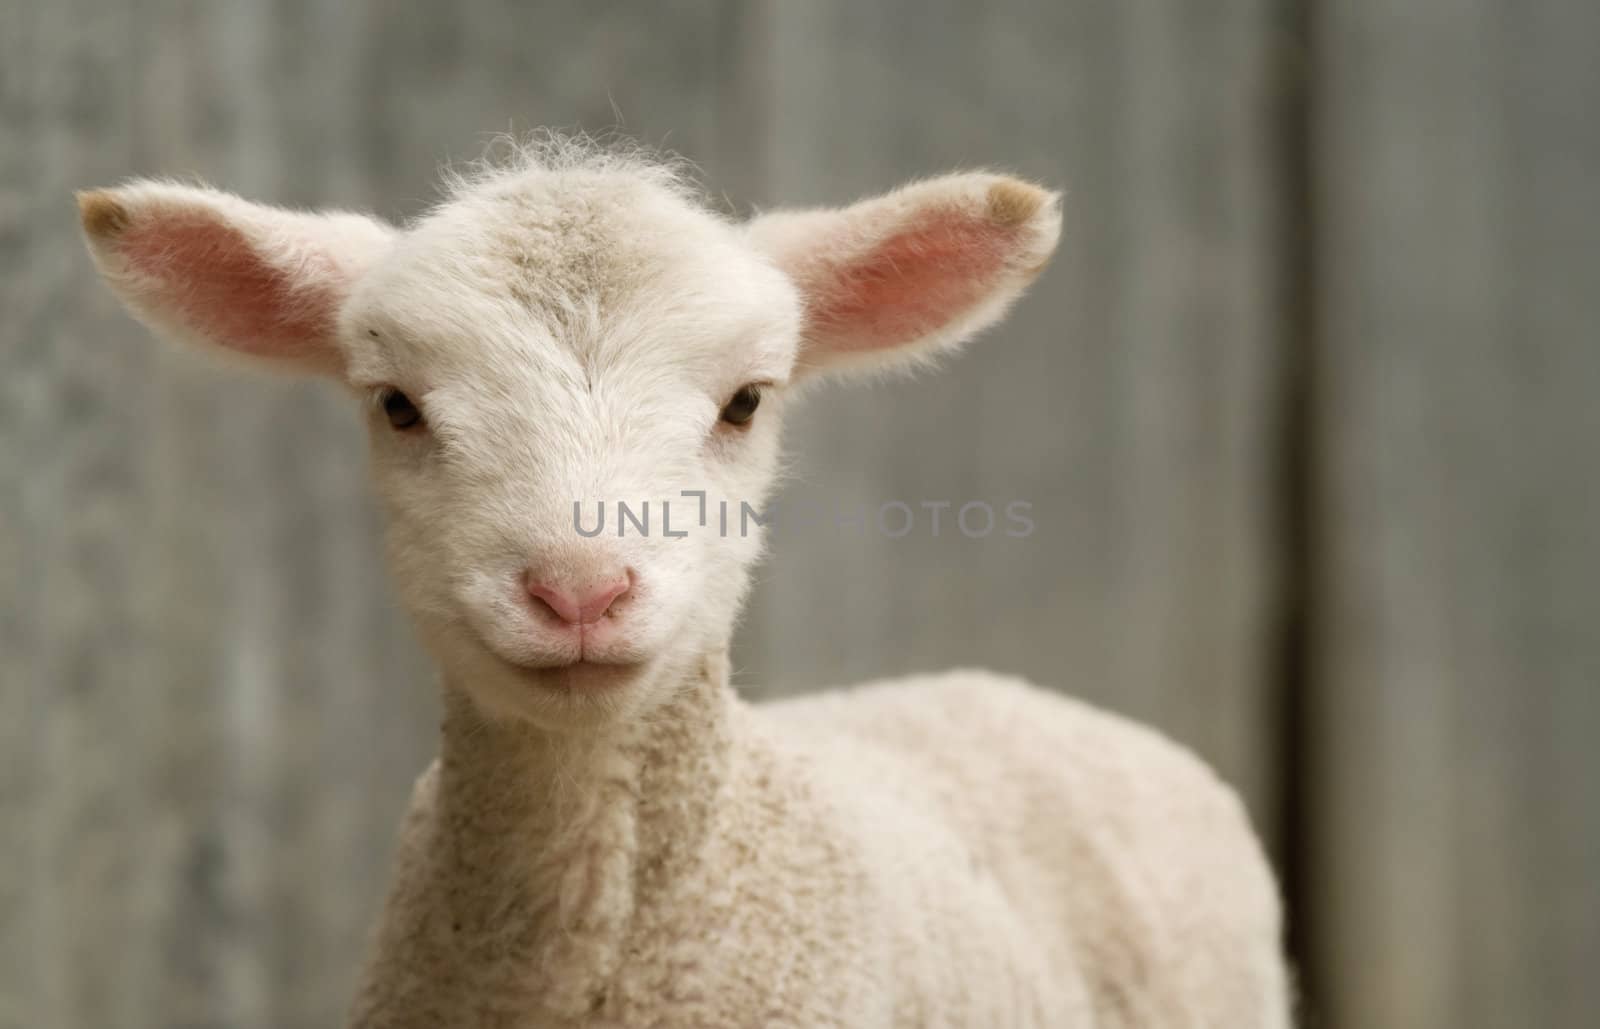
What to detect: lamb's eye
<box><xmin>382</xmin><ymin>389</ymin><xmax>423</xmax><ymax>431</ymax></box>
<box><xmin>719</xmin><ymin>384</ymin><xmax>762</xmax><ymax>427</ymax></box>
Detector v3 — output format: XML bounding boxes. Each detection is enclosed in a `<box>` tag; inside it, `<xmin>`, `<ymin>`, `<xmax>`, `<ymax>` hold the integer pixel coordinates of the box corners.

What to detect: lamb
<box><xmin>78</xmin><ymin>139</ymin><xmax>1291</xmax><ymax>1028</ymax></box>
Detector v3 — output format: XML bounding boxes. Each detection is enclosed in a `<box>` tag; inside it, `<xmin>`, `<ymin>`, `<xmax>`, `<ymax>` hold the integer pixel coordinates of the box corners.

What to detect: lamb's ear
<box><xmin>748</xmin><ymin>173</ymin><xmax>1061</xmax><ymax>378</ymax></box>
<box><xmin>77</xmin><ymin>182</ymin><xmax>395</xmax><ymax>377</ymax></box>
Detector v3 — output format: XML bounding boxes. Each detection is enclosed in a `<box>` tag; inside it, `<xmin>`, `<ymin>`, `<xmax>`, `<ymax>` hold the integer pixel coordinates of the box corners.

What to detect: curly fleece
<box><xmin>349</xmin><ymin>655</ymin><xmax>1290</xmax><ymax>1028</ymax></box>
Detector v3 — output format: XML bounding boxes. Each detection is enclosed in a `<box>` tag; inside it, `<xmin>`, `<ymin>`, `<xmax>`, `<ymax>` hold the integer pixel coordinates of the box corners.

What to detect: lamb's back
<box><xmin>761</xmin><ymin>670</ymin><xmax>1290</xmax><ymax>1028</ymax></box>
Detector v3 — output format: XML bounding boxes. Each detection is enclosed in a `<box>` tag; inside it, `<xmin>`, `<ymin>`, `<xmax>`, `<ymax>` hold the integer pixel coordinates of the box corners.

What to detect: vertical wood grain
<box><xmin>739</xmin><ymin>0</ymin><xmax>1289</xmax><ymax>836</ymax></box>
<box><xmin>16</xmin><ymin>2</ymin><xmax>1595</xmax><ymax>1028</ymax></box>
<box><xmin>0</xmin><ymin>2</ymin><xmax>1294</xmax><ymax>1025</ymax></box>
<box><xmin>1309</xmin><ymin>1</ymin><xmax>1600</xmax><ymax>1026</ymax></box>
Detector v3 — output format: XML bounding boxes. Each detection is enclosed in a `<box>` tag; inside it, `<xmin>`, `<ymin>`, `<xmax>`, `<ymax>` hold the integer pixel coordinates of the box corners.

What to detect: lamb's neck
<box><xmin>431</xmin><ymin>651</ymin><xmax>737</xmax><ymax>1016</ymax></box>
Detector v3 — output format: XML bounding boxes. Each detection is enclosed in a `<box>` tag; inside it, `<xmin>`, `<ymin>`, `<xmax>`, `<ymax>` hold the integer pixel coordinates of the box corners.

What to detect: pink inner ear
<box><xmin>806</xmin><ymin>211</ymin><xmax>1017</xmax><ymax>353</ymax></box>
<box><xmin>119</xmin><ymin>216</ymin><xmax>340</xmax><ymax>364</ymax></box>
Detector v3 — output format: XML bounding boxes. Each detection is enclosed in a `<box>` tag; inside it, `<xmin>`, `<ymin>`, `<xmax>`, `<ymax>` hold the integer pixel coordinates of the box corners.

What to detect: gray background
<box><xmin>2</xmin><ymin>2</ymin><xmax>1596</xmax><ymax>1027</ymax></box>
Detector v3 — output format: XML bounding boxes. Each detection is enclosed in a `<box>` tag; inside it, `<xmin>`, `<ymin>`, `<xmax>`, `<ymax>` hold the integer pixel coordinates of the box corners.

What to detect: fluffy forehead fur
<box><xmin>78</xmin><ymin>136</ymin><xmax>1062</xmax><ymax>732</ymax></box>
<box><xmin>343</xmin><ymin>148</ymin><xmax>801</xmax><ymax>396</ymax></box>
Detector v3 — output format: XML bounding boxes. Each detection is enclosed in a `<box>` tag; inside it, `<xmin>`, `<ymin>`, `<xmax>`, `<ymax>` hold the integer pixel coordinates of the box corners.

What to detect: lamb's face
<box><xmin>79</xmin><ymin>146</ymin><xmax>1061</xmax><ymax>732</ymax></box>
<box><xmin>338</xmin><ymin>175</ymin><xmax>802</xmax><ymax>723</ymax></box>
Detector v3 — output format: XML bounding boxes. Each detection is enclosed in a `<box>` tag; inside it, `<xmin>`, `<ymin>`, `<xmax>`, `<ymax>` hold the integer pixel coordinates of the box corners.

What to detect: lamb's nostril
<box><xmin>526</xmin><ymin>583</ymin><xmax>574</xmax><ymax>624</ymax></box>
<box><xmin>526</xmin><ymin>573</ymin><xmax>632</xmax><ymax>627</ymax></box>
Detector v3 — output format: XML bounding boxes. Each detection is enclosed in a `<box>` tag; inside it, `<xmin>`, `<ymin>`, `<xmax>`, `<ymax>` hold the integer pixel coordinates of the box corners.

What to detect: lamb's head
<box><xmin>79</xmin><ymin>148</ymin><xmax>1060</xmax><ymax>730</ymax></box>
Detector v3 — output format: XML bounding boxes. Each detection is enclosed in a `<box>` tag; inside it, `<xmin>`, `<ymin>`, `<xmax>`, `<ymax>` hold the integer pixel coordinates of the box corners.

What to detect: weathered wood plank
<box><xmin>1309</xmin><ymin>1</ymin><xmax>1600</xmax><ymax>1026</ymax></box>
<box><xmin>740</xmin><ymin>0</ymin><xmax>1289</xmax><ymax>838</ymax></box>
<box><xmin>4</xmin><ymin>1</ymin><xmax>1293</xmax><ymax>1025</ymax></box>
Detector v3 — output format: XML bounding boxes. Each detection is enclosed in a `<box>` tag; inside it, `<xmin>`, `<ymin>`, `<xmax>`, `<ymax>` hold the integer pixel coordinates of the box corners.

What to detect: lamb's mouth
<box><xmin>453</xmin><ymin>620</ymin><xmax>646</xmax><ymax>691</ymax></box>
<box><xmin>489</xmin><ymin>649</ymin><xmax>644</xmax><ymax>691</ymax></box>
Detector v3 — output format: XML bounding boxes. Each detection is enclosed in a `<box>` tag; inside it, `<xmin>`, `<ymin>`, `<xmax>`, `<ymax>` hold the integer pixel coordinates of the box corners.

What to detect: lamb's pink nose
<box><xmin>526</xmin><ymin>574</ymin><xmax>632</xmax><ymax>626</ymax></box>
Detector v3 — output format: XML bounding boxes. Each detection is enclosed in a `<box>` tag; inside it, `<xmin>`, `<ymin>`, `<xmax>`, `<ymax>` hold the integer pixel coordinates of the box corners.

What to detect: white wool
<box><xmin>80</xmin><ymin>138</ymin><xmax>1291</xmax><ymax>1027</ymax></box>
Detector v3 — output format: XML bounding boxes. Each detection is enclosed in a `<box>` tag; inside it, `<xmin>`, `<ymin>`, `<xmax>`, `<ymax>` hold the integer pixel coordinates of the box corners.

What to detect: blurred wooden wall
<box><xmin>0</xmin><ymin>2</ymin><xmax>1593</xmax><ymax>1028</ymax></box>
<box><xmin>1307</xmin><ymin>1</ymin><xmax>1600</xmax><ymax>1026</ymax></box>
